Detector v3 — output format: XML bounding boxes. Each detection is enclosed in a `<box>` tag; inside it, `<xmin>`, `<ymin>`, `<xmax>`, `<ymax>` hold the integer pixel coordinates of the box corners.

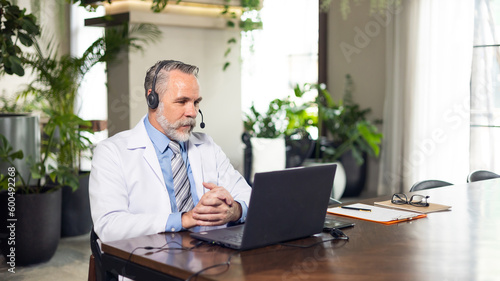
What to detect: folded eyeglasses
<box><xmin>391</xmin><ymin>193</ymin><xmax>430</xmax><ymax>207</ymax></box>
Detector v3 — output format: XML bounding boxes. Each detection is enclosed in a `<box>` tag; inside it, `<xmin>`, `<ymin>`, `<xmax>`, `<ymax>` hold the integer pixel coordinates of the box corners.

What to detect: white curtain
<box><xmin>378</xmin><ymin>0</ymin><xmax>474</xmax><ymax>195</ymax></box>
<box><xmin>470</xmin><ymin>0</ymin><xmax>500</xmax><ymax>173</ymax></box>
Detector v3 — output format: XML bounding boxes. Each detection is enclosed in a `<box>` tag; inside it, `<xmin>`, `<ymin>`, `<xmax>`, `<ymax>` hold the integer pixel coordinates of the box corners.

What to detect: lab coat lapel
<box><xmin>127</xmin><ymin>117</ymin><xmax>165</xmax><ymax>186</ymax></box>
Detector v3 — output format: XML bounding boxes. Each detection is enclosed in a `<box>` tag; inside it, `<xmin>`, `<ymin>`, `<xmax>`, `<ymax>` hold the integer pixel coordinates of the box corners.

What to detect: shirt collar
<box><xmin>144</xmin><ymin>115</ymin><xmax>186</xmax><ymax>153</ymax></box>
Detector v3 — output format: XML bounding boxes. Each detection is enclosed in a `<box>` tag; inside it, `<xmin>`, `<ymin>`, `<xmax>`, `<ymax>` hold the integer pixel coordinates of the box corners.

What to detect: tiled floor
<box><xmin>0</xmin><ymin>232</ymin><xmax>91</xmax><ymax>281</ymax></box>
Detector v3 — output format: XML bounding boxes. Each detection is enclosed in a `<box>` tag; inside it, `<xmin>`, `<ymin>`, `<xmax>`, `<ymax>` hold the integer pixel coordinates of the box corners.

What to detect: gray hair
<box><xmin>144</xmin><ymin>60</ymin><xmax>199</xmax><ymax>99</ymax></box>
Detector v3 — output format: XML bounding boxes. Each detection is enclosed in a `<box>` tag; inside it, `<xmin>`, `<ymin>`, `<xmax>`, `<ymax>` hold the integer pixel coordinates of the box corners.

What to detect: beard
<box><xmin>156</xmin><ymin>102</ymin><xmax>196</xmax><ymax>142</ymax></box>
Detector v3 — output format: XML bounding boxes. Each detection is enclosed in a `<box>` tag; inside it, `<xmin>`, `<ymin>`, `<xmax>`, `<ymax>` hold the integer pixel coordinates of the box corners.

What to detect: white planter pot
<box><xmin>331</xmin><ymin>162</ymin><xmax>346</xmax><ymax>200</ymax></box>
<box><xmin>250</xmin><ymin>137</ymin><xmax>286</xmax><ymax>182</ymax></box>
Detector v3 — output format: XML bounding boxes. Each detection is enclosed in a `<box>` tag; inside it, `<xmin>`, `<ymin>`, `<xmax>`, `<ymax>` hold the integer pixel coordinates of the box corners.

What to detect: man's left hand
<box><xmin>191</xmin><ymin>182</ymin><xmax>242</xmax><ymax>226</ymax></box>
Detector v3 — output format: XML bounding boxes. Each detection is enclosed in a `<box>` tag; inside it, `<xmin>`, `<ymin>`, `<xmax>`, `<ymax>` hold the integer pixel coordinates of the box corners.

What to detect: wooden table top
<box><xmin>102</xmin><ymin>178</ymin><xmax>500</xmax><ymax>281</ymax></box>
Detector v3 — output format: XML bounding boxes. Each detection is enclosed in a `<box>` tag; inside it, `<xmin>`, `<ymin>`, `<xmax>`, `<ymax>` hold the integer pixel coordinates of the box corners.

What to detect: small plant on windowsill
<box><xmin>243</xmin><ymin>98</ymin><xmax>288</xmax><ymax>139</ymax></box>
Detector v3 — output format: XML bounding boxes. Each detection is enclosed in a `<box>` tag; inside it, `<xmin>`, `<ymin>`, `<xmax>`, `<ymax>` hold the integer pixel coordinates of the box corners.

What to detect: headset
<box><xmin>147</xmin><ymin>61</ymin><xmax>168</xmax><ymax>110</ymax></box>
<box><xmin>147</xmin><ymin>61</ymin><xmax>206</xmax><ymax>128</ymax></box>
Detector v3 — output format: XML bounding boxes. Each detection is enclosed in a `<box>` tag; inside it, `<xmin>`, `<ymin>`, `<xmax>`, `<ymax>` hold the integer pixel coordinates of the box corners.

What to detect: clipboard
<box><xmin>374</xmin><ymin>200</ymin><xmax>451</xmax><ymax>214</ymax></box>
<box><xmin>327</xmin><ymin>203</ymin><xmax>427</xmax><ymax>225</ymax></box>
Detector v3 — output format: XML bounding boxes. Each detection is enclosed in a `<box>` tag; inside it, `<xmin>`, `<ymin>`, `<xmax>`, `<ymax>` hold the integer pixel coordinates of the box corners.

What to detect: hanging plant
<box><xmin>222</xmin><ymin>0</ymin><xmax>262</xmax><ymax>70</ymax></box>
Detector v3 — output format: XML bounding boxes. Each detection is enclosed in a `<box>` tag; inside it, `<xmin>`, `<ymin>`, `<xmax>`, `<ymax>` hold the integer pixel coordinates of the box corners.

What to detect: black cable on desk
<box><xmin>124</xmin><ymin>240</ymin><xmax>203</xmax><ymax>278</ymax></box>
<box><xmin>185</xmin><ymin>250</ymin><xmax>241</xmax><ymax>281</ymax></box>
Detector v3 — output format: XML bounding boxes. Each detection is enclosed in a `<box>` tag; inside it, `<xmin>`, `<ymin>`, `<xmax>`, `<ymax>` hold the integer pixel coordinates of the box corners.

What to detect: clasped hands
<box><xmin>182</xmin><ymin>182</ymin><xmax>242</xmax><ymax>229</ymax></box>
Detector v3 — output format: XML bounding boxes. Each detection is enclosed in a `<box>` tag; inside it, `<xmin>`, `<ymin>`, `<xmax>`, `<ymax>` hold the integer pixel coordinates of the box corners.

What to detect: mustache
<box><xmin>176</xmin><ymin>118</ymin><xmax>196</xmax><ymax>128</ymax></box>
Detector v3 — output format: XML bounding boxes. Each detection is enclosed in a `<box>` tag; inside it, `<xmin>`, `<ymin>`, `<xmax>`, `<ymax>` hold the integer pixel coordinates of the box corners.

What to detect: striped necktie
<box><xmin>169</xmin><ymin>141</ymin><xmax>194</xmax><ymax>212</ymax></box>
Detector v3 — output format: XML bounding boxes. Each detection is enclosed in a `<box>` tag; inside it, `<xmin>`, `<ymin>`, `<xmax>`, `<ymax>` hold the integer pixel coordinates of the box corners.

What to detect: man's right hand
<box><xmin>181</xmin><ymin>209</ymin><xmax>198</xmax><ymax>229</ymax></box>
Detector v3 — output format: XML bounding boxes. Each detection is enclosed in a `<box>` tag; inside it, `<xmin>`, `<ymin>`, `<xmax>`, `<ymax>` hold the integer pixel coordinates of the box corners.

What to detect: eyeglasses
<box><xmin>391</xmin><ymin>193</ymin><xmax>430</xmax><ymax>207</ymax></box>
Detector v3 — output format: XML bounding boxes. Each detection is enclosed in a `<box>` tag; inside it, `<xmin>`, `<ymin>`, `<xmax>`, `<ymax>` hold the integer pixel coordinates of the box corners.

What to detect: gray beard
<box><xmin>156</xmin><ymin>102</ymin><xmax>196</xmax><ymax>142</ymax></box>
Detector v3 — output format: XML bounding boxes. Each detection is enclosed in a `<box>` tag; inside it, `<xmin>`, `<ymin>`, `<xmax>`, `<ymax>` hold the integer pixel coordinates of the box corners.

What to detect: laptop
<box><xmin>190</xmin><ymin>164</ymin><xmax>337</xmax><ymax>250</ymax></box>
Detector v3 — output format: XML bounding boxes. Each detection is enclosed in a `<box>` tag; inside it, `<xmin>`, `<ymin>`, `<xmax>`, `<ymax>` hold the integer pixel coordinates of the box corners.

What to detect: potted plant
<box><xmin>242</xmin><ymin>99</ymin><xmax>288</xmax><ymax>184</ymax></box>
<box><xmin>0</xmin><ymin>0</ymin><xmax>63</xmax><ymax>266</ymax></box>
<box><xmin>0</xmin><ymin>128</ymin><xmax>65</xmax><ymax>266</ymax></box>
<box><xmin>292</xmin><ymin>74</ymin><xmax>383</xmax><ymax>197</ymax></box>
<box><xmin>243</xmin><ymin>98</ymin><xmax>316</xmax><ymax>185</ymax></box>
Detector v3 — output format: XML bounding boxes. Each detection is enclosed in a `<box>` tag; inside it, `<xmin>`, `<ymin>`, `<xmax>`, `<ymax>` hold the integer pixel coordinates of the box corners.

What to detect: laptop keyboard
<box><xmin>220</xmin><ymin>231</ymin><xmax>244</xmax><ymax>243</ymax></box>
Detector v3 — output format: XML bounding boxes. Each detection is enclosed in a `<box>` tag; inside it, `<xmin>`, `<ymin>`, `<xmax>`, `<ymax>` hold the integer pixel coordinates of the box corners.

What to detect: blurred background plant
<box><xmin>243</xmin><ymin>98</ymin><xmax>289</xmax><ymax>138</ymax></box>
<box><xmin>293</xmin><ymin>75</ymin><xmax>383</xmax><ymax>165</ymax></box>
<box><xmin>0</xmin><ymin>0</ymin><xmax>41</xmax><ymax>76</ymax></box>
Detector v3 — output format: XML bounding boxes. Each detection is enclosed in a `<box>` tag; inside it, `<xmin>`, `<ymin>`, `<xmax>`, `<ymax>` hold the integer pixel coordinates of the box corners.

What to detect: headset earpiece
<box><xmin>148</xmin><ymin>61</ymin><xmax>168</xmax><ymax>109</ymax></box>
<box><xmin>147</xmin><ymin>89</ymin><xmax>159</xmax><ymax>109</ymax></box>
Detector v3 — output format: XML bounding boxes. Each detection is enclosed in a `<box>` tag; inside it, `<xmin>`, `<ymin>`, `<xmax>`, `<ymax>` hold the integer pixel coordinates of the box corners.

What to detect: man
<box><xmin>89</xmin><ymin>60</ymin><xmax>251</xmax><ymax>242</ymax></box>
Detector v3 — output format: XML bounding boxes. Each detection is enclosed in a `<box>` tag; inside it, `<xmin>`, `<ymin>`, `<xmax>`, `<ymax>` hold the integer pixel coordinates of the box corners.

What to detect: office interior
<box><xmin>0</xmin><ymin>0</ymin><xmax>499</xmax><ymax>280</ymax></box>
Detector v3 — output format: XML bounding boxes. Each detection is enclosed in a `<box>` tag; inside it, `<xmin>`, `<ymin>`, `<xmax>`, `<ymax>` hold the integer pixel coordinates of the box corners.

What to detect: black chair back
<box><xmin>90</xmin><ymin>227</ymin><xmax>105</xmax><ymax>281</ymax></box>
<box><xmin>467</xmin><ymin>170</ymin><xmax>500</xmax><ymax>183</ymax></box>
<box><xmin>410</xmin><ymin>180</ymin><xmax>453</xmax><ymax>192</ymax></box>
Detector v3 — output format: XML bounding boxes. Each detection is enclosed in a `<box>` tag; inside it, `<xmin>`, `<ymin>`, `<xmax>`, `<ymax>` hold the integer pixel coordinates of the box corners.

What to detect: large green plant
<box><xmin>292</xmin><ymin>75</ymin><xmax>383</xmax><ymax>165</ymax></box>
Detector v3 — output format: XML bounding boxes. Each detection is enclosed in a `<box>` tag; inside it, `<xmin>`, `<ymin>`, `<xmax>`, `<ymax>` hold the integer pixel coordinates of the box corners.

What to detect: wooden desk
<box><xmin>101</xmin><ymin>178</ymin><xmax>500</xmax><ymax>281</ymax></box>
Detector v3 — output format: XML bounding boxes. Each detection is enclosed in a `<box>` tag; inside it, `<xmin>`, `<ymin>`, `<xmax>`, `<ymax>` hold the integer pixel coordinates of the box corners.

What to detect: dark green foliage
<box><xmin>293</xmin><ymin>75</ymin><xmax>383</xmax><ymax>165</ymax></box>
<box><xmin>0</xmin><ymin>0</ymin><xmax>41</xmax><ymax>76</ymax></box>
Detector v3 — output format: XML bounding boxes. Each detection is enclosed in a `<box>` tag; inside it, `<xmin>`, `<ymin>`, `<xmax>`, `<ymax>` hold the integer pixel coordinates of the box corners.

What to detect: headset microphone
<box><xmin>198</xmin><ymin>109</ymin><xmax>206</xmax><ymax>129</ymax></box>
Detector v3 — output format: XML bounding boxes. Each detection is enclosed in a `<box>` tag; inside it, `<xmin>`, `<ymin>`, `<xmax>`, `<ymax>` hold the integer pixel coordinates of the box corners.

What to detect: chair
<box><xmin>88</xmin><ymin>227</ymin><xmax>108</xmax><ymax>281</ymax></box>
<box><xmin>88</xmin><ymin>254</ymin><xmax>96</xmax><ymax>281</ymax></box>
<box><xmin>409</xmin><ymin>180</ymin><xmax>453</xmax><ymax>192</ymax></box>
<box><xmin>284</xmin><ymin>129</ymin><xmax>315</xmax><ymax>169</ymax></box>
<box><xmin>242</xmin><ymin>132</ymin><xmax>253</xmax><ymax>185</ymax></box>
<box><xmin>467</xmin><ymin>170</ymin><xmax>500</xmax><ymax>183</ymax></box>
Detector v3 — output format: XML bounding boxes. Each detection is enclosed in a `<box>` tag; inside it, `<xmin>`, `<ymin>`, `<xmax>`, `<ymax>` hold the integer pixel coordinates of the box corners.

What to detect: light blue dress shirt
<box><xmin>144</xmin><ymin>117</ymin><xmax>200</xmax><ymax>232</ymax></box>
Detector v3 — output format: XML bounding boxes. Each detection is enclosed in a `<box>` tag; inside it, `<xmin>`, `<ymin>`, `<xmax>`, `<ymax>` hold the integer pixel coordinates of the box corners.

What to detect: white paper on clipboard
<box><xmin>327</xmin><ymin>203</ymin><xmax>423</xmax><ymax>223</ymax></box>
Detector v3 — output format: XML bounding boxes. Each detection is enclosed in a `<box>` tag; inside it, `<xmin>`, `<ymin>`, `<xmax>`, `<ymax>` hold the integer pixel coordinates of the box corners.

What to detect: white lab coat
<box><xmin>89</xmin><ymin>116</ymin><xmax>251</xmax><ymax>242</ymax></box>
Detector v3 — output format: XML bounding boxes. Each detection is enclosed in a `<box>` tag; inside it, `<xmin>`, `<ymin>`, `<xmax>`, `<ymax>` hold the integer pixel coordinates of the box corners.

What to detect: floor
<box><xmin>0</xmin><ymin>232</ymin><xmax>91</xmax><ymax>281</ymax></box>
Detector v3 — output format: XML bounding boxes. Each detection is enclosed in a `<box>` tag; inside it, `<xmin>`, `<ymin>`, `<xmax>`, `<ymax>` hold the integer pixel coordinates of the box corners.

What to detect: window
<box><xmin>241</xmin><ymin>0</ymin><xmax>319</xmax><ymax>135</ymax></box>
<box><xmin>471</xmin><ymin>0</ymin><xmax>500</xmax><ymax>171</ymax></box>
